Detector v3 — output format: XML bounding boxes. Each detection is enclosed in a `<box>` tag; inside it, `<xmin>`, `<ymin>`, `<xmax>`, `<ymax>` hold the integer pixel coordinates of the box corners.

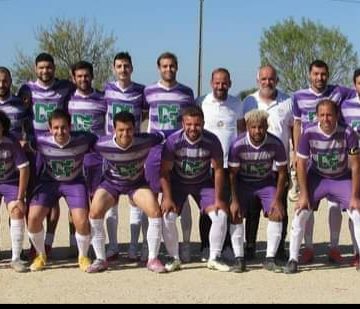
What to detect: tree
<box><xmin>12</xmin><ymin>18</ymin><xmax>116</xmax><ymax>91</ymax></box>
<box><xmin>259</xmin><ymin>18</ymin><xmax>358</xmax><ymax>93</ymax></box>
<box><xmin>238</xmin><ymin>87</ymin><xmax>258</xmax><ymax>101</ymax></box>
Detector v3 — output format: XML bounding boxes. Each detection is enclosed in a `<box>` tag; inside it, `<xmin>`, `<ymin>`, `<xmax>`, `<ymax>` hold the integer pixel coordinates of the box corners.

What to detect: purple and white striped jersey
<box><xmin>144</xmin><ymin>82</ymin><xmax>195</xmax><ymax>138</ymax></box>
<box><xmin>95</xmin><ymin>133</ymin><xmax>163</xmax><ymax>188</ymax></box>
<box><xmin>341</xmin><ymin>95</ymin><xmax>360</xmax><ymax>140</ymax></box>
<box><xmin>228</xmin><ymin>132</ymin><xmax>287</xmax><ymax>182</ymax></box>
<box><xmin>18</xmin><ymin>79</ymin><xmax>74</xmax><ymax>135</ymax></box>
<box><xmin>68</xmin><ymin>90</ymin><xmax>106</xmax><ymax>137</ymax></box>
<box><xmin>297</xmin><ymin>123</ymin><xmax>358</xmax><ymax>178</ymax></box>
<box><xmin>104</xmin><ymin>82</ymin><xmax>145</xmax><ymax>134</ymax></box>
<box><xmin>0</xmin><ymin>136</ymin><xmax>29</xmax><ymax>184</ymax></box>
<box><xmin>35</xmin><ymin>132</ymin><xmax>97</xmax><ymax>182</ymax></box>
<box><xmin>0</xmin><ymin>95</ymin><xmax>30</xmax><ymax>140</ymax></box>
<box><xmin>293</xmin><ymin>85</ymin><xmax>353</xmax><ymax>129</ymax></box>
<box><xmin>162</xmin><ymin>129</ymin><xmax>223</xmax><ymax>185</ymax></box>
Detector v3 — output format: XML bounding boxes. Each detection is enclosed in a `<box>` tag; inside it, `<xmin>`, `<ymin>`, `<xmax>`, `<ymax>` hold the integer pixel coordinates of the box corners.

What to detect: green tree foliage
<box><xmin>238</xmin><ymin>87</ymin><xmax>258</xmax><ymax>101</ymax></box>
<box><xmin>260</xmin><ymin>18</ymin><xmax>358</xmax><ymax>93</ymax></box>
<box><xmin>12</xmin><ymin>18</ymin><xmax>116</xmax><ymax>91</ymax></box>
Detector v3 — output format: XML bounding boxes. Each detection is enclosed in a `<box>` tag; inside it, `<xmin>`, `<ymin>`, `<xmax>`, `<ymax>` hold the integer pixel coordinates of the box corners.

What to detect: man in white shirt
<box><xmin>242</xmin><ymin>64</ymin><xmax>293</xmax><ymax>261</ymax></box>
<box><xmin>197</xmin><ymin>68</ymin><xmax>244</xmax><ymax>261</ymax></box>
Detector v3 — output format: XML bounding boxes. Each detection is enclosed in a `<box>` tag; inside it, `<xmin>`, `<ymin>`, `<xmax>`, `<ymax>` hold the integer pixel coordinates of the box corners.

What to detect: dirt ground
<box><xmin>1</xmin><ymin>196</ymin><xmax>360</xmax><ymax>304</ymax></box>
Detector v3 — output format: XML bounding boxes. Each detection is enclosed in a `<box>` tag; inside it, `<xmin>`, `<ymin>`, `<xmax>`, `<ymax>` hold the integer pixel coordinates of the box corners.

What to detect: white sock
<box><xmin>129</xmin><ymin>205</ymin><xmax>142</xmax><ymax>252</ymax></box>
<box><xmin>266</xmin><ymin>221</ymin><xmax>283</xmax><ymax>258</ymax></box>
<box><xmin>10</xmin><ymin>219</ymin><xmax>25</xmax><ymax>261</ymax></box>
<box><xmin>290</xmin><ymin>210</ymin><xmax>312</xmax><ymax>262</ymax></box>
<box><xmin>162</xmin><ymin>212</ymin><xmax>179</xmax><ymax>259</ymax></box>
<box><xmin>348</xmin><ymin>219</ymin><xmax>359</xmax><ymax>254</ymax></box>
<box><xmin>230</xmin><ymin>224</ymin><xmax>244</xmax><ymax>258</ymax></box>
<box><xmin>180</xmin><ymin>199</ymin><xmax>192</xmax><ymax>243</ymax></box>
<box><xmin>328</xmin><ymin>201</ymin><xmax>342</xmax><ymax>248</ymax></box>
<box><xmin>147</xmin><ymin>218</ymin><xmax>162</xmax><ymax>260</ymax></box>
<box><xmin>28</xmin><ymin>229</ymin><xmax>46</xmax><ymax>256</ymax></box>
<box><xmin>347</xmin><ymin>210</ymin><xmax>360</xmax><ymax>258</ymax></box>
<box><xmin>70</xmin><ymin>234</ymin><xmax>77</xmax><ymax>247</ymax></box>
<box><xmin>304</xmin><ymin>211</ymin><xmax>314</xmax><ymax>249</ymax></box>
<box><xmin>90</xmin><ymin>219</ymin><xmax>106</xmax><ymax>261</ymax></box>
<box><xmin>75</xmin><ymin>232</ymin><xmax>91</xmax><ymax>258</ymax></box>
<box><xmin>45</xmin><ymin>233</ymin><xmax>54</xmax><ymax>247</ymax></box>
<box><xmin>208</xmin><ymin>210</ymin><xmax>228</xmax><ymax>260</ymax></box>
<box><xmin>105</xmin><ymin>205</ymin><xmax>118</xmax><ymax>253</ymax></box>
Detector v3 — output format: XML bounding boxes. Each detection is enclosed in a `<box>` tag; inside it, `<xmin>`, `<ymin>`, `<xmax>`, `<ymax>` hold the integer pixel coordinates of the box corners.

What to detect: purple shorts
<box><xmin>84</xmin><ymin>153</ymin><xmax>103</xmax><ymax>196</ymax></box>
<box><xmin>308</xmin><ymin>170</ymin><xmax>351</xmax><ymax>211</ymax></box>
<box><xmin>0</xmin><ymin>183</ymin><xmax>20</xmax><ymax>204</ymax></box>
<box><xmin>171</xmin><ymin>181</ymin><xmax>215</xmax><ymax>214</ymax></box>
<box><xmin>145</xmin><ymin>144</ymin><xmax>163</xmax><ymax>193</ymax></box>
<box><xmin>98</xmin><ymin>179</ymin><xmax>149</xmax><ymax>202</ymax></box>
<box><xmin>30</xmin><ymin>181</ymin><xmax>89</xmax><ymax>209</ymax></box>
<box><xmin>238</xmin><ymin>179</ymin><xmax>277</xmax><ymax>215</ymax></box>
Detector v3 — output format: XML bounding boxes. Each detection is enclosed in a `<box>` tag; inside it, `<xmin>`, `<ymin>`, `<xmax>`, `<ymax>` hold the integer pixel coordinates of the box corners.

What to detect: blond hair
<box><xmin>244</xmin><ymin>109</ymin><xmax>269</xmax><ymax>125</ymax></box>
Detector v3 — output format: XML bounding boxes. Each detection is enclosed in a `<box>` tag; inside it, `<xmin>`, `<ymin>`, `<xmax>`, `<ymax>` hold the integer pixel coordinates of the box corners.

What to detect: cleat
<box><xmin>78</xmin><ymin>256</ymin><xmax>92</xmax><ymax>272</ymax></box>
<box><xmin>30</xmin><ymin>254</ymin><xmax>47</xmax><ymax>272</ymax></box>
<box><xmin>232</xmin><ymin>257</ymin><xmax>246</xmax><ymax>273</ymax></box>
<box><xmin>165</xmin><ymin>258</ymin><xmax>181</xmax><ymax>272</ymax></box>
<box><xmin>328</xmin><ymin>248</ymin><xmax>343</xmax><ymax>265</ymax></box>
<box><xmin>86</xmin><ymin>259</ymin><xmax>108</xmax><ymax>273</ymax></box>
<box><xmin>147</xmin><ymin>258</ymin><xmax>166</xmax><ymax>273</ymax></box>
<box><xmin>300</xmin><ymin>247</ymin><xmax>314</xmax><ymax>264</ymax></box>
<box><xmin>207</xmin><ymin>257</ymin><xmax>231</xmax><ymax>272</ymax></box>
<box><xmin>10</xmin><ymin>259</ymin><xmax>28</xmax><ymax>273</ymax></box>
<box><xmin>263</xmin><ymin>257</ymin><xmax>278</xmax><ymax>271</ymax></box>
<box><xmin>200</xmin><ymin>247</ymin><xmax>209</xmax><ymax>262</ymax></box>
<box><xmin>283</xmin><ymin>259</ymin><xmax>298</xmax><ymax>274</ymax></box>
<box><xmin>180</xmin><ymin>242</ymin><xmax>191</xmax><ymax>263</ymax></box>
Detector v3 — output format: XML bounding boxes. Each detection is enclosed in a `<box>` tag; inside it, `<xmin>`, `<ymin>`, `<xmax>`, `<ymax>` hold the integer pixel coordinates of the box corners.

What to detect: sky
<box><xmin>1</xmin><ymin>0</ymin><xmax>360</xmax><ymax>96</ymax></box>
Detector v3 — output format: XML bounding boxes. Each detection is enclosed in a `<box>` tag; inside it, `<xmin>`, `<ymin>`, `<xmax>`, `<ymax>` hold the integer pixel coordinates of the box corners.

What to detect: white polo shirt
<box><xmin>243</xmin><ymin>90</ymin><xmax>293</xmax><ymax>163</ymax></box>
<box><xmin>197</xmin><ymin>93</ymin><xmax>243</xmax><ymax>168</ymax></box>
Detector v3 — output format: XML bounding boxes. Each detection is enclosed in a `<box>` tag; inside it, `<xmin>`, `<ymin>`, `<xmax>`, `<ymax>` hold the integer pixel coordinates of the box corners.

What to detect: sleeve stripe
<box><xmin>228</xmin><ymin>162</ymin><xmax>240</xmax><ymax>168</ymax></box>
<box><xmin>296</xmin><ymin>153</ymin><xmax>309</xmax><ymax>159</ymax></box>
<box><xmin>275</xmin><ymin>161</ymin><xmax>288</xmax><ymax>167</ymax></box>
<box><xmin>17</xmin><ymin>162</ymin><xmax>30</xmax><ymax>169</ymax></box>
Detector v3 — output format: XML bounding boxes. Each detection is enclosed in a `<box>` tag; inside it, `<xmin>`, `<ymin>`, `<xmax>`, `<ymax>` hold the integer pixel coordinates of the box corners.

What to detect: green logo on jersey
<box><xmin>50</xmin><ymin>160</ymin><xmax>75</xmax><ymax>177</ymax></box>
<box><xmin>72</xmin><ymin>114</ymin><xmax>93</xmax><ymax>132</ymax></box>
<box><xmin>158</xmin><ymin>105</ymin><xmax>180</xmax><ymax>127</ymax></box>
<box><xmin>182</xmin><ymin>160</ymin><xmax>203</xmax><ymax>176</ymax></box>
<box><xmin>35</xmin><ymin>103</ymin><xmax>57</xmax><ymax>123</ymax></box>
<box><xmin>116</xmin><ymin>163</ymin><xmax>138</xmax><ymax>178</ymax></box>
<box><xmin>113</xmin><ymin>103</ymin><xmax>134</xmax><ymax>116</ymax></box>
<box><xmin>308</xmin><ymin>111</ymin><xmax>317</xmax><ymax>123</ymax></box>
<box><xmin>351</xmin><ymin>120</ymin><xmax>360</xmax><ymax>129</ymax></box>
<box><xmin>318</xmin><ymin>153</ymin><xmax>339</xmax><ymax>171</ymax></box>
<box><xmin>0</xmin><ymin>162</ymin><xmax>5</xmax><ymax>179</ymax></box>
<box><xmin>245</xmin><ymin>163</ymin><xmax>268</xmax><ymax>177</ymax></box>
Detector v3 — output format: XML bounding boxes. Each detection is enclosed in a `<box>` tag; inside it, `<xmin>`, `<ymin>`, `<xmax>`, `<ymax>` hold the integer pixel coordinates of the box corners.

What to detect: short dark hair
<box><xmin>113</xmin><ymin>52</ymin><xmax>133</xmax><ymax>67</ymax></box>
<box><xmin>71</xmin><ymin>61</ymin><xmax>94</xmax><ymax>78</ymax></box>
<box><xmin>0</xmin><ymin>66</ymin><xmax>11</xmax><ymax>79</ymax></box>
<box><xmin>309</xmin><ymin>60</ymin><xmax>329</xmax><ymax>73</ymax></box>
<box><xmin>316</xmin><ymin>99</ymin><xmax>338</xmax><ymax>115</ymax></box>
<box><xmin>157</xmin><ymin>52</ymin><xmax>178</xmax><ymax>68</ymax></box>
<box><xmin>211</xmin><ymin>68</ymin><xmax>231</xmax><ymax>81</ymax></box>
<box><xmin>353</xmin><ymin>68</ymin><xmax>360</xmax><ymax>84</ymax></box>
<box><xmin>35</xmin><ymin>53</ymin><xmax>55</xmax><ymax>66</ymax></box>
<box><xmin>0</xmin><ymin>110</ymin><xmax>11</xmax><ymax>136</ymax></box>
<box><xmin>182</xmin><ymin>105</ymin><xmax>204</xmax><ymax>120</ymax></box>
<box><xmin>48</xmin><ymin>109</ymin><xmax>71</xmax><ymax>127</ymax></box>
<box><xmin>113</xmin><ymin>111</ymin><xmax>135</xmax><ymax>128</ymax></box>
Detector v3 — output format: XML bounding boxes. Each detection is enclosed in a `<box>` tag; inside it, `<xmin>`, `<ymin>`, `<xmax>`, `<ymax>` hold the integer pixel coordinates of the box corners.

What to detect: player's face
<box><xmin>309</xmin><ymin>66</ymin><xmax>329</xmax><ymax>93</ymax></box>
<box><xmin>355</xmin><ymin>76</ymin><xmax>360</xmax><ymax>97</ymax></box>
<box><xmin>317</xmin><ymin>103</ymin><xmax>338</xmax><ymax>134</ymax></box>
<box><xmin>258</xmin><ymin>67</ymin><xmax>277</xmax><ymax>99</ymax></box>
<box><xmin>247</xmin><ymin>120</ymin><xmax>267</xmax><ymax>145</ymax></box>
<box><xmin>114</xmin><ymin>121</ymin><xmax>134</xmax><ymax>148</ymax></box>
<box><xmin>50</xmin><ymin>117</ymin><xmax>71</xmax><ymax>145</ymax></box>
<box><xmin>73</xmin><ymin>69</ymin><xmax>93</xmax><ymax>94</ymax></box>
<box><xmin>158</xmin><ymin>58</ymin><xmax>177</xmax><ymax>84</ymax></box>
<box><xmin>0</xmin><ymin>72</ymin><xmax>11</xmax><ymax>100</ymax></box>
<box><xmin>114</xmin><ymin>59</ymin><xmax>133</xmax><ymax>84</ymax></box>
<box><xmin>182</xmin><ymin>115</ymin><xmax>204</xmax><ymax>142</ymax></box>
<box><xmin>211</xmin><ymin>71</ymin><xmax>231</xmax><ymax>101</ymax></box>
<box><xmin>36</xmin><ymin>61</ymin><xmax>55</xmax><ymax>84</ymax></box>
